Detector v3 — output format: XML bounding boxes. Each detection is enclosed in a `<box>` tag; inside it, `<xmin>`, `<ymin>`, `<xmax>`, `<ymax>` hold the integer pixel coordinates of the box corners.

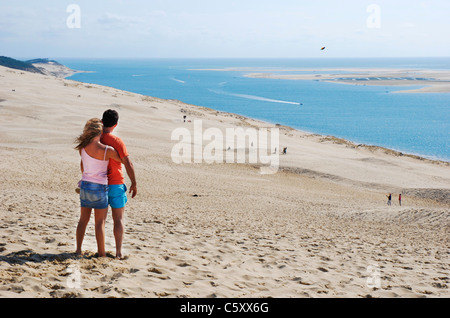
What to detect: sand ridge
<box><xmin>0</xmin><ymin>65</ymin><xmax>449</xmax><ymax>298</ymax></box>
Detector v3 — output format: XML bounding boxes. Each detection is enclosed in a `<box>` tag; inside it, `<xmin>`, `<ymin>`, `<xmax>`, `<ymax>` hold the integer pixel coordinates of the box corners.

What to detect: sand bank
<box><xmin>247</xmin><ymin>69</ymin><xmax>450</xmax><ymax>93</ymax></box>
<box><xmin>0</xmin><ymin>65</ymin><xmax>449</xmax><ymax>298</ymax></box>
<box><xmin>191</xmin><ymin>67</ymin><xmax>450</xmax><ymax>93</ymax></box>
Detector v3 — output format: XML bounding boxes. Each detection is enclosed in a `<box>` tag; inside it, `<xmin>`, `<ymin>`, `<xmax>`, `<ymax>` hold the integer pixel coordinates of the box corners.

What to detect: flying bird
<box><xmin>321</xmin><ymin>47</ymin><xmax>326</xmax><ymax>51</ymax></box>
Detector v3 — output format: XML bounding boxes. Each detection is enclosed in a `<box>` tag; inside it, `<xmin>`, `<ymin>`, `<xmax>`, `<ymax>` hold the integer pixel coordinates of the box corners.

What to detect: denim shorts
<box><xmin>80</xmin><ymin>181</ymin><xmax>109</xmax><ymax>210</ymax></box>
<box><xmin>108</xmin><ymin>184</ymin><xmax>128</xmax><ymax>209</ymax></box>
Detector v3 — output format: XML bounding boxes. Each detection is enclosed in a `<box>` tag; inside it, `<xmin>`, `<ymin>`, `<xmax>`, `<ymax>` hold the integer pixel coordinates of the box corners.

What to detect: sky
<box><xmin>1</xmin><ymin>0</ymin><xmax>449</xmax><ymax>59</ymax></box>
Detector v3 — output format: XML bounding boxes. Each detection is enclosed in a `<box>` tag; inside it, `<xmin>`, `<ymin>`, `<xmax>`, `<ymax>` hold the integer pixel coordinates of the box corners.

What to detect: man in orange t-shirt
<box><xmin>101</xmin><ymin>109</ymin><xmax>137</xmax><ymax>259</ymax></box>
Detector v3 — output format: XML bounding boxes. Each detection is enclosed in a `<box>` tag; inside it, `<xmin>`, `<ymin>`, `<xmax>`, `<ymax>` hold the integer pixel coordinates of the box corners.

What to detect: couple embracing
<box><xmin>74</xmin><ymin>109</ymin><xmax>137</xmax><ymax>259</ymax></box>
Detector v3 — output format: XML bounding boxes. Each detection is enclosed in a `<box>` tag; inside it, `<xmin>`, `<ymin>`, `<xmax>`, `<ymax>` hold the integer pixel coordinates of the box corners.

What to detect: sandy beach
<box><xmin>0</xmin><ymin>65</ymin><xmax>449</xmax><ymax>298</ymax></box>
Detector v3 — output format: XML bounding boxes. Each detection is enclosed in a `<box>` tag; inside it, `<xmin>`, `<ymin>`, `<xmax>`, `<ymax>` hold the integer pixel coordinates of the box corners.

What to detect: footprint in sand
<box><xmin>148</xmin><ymin>267</ymin><xmax>163</xmax><ymax>274</ymax></box>
<box><xmin>177</xmin><ymin>262</ymin><xmax>191</xmax><ymax>267</ymax></box>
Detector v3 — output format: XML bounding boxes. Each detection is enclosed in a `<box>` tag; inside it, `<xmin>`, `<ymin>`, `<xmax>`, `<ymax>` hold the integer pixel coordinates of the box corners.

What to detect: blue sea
<box><xmin>60</xmin><ymin>58</ymin><xmax>450</xmax><ymax>161</ymax></box>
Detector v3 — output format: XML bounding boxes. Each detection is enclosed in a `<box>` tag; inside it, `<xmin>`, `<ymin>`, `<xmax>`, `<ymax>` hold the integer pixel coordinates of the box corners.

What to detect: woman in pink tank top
<box><xmin>74</xmin><ymin>118</ymin><xmax>122</xmax><ymax>257</ymax></box>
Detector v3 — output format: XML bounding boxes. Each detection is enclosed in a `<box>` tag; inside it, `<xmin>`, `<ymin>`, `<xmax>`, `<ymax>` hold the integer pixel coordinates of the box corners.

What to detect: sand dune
<box><xmin>0</xmin><ymin>65</ymin><xmax>449</xmax><ymax>298</ymax></box>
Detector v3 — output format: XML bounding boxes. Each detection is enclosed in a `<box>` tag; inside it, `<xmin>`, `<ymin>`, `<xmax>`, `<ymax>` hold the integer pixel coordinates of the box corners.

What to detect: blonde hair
<box><xmin>74</xmin><ymin>118</ymin><xmax>103</xmax><ymax>151</ymax></box>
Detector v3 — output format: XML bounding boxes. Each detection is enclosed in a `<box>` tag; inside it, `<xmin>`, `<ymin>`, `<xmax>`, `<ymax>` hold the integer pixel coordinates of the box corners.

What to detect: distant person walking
<box><xmin>399</xmin><ymin>194</ymin><xmax>402</xmax><ymax>206</ymax></box>
<box><xmin>386</xmin><ymin>193</ymin><xmax>392</xmax><ymax>206</ymax></box>
<box><xmin>101</xmin><ymin>109</ymin><xmax>137</xmax><ymax>260</ymax></box>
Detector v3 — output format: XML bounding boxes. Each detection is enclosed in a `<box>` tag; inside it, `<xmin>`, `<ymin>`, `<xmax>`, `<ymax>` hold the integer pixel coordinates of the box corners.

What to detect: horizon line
<box><xmin>9</xmin><ymin>56</ymin><xmax>450</xmax><ymax>61</ymax></box>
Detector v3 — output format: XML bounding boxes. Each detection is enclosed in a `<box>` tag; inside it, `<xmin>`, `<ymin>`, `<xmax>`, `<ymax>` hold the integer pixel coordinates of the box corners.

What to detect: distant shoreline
<box><xmin>59</xmin><ymin>63</ymin><xmax>449</xmax><ymax>163</ymax></box>
<box><xmin>33</xmin><ymin>62</ymin><xmax>93</xmax><ymax>79</ymax></box>
<box><xmin>0</xmin><ymin>56</ymin><xmax>94</xmax><ymax>79</ymax></box>
<box><xmin>191</xmin><ymin>67</ymin><xmax>450</xmax><ymax>93</ymax></box>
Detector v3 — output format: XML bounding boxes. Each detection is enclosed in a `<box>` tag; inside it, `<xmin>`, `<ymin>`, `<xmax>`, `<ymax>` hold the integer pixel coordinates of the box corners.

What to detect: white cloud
<box><xmin>1</xmin><ymin>0</ymin><xmax>449</xmax><ymax>58</ymax></box>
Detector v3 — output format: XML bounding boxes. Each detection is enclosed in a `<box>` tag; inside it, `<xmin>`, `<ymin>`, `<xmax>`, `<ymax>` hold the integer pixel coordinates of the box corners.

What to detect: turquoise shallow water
<box><xmin>61</xmin><ymin>58</ymin><xmax>450</xmax><ymax>161</ymax></box>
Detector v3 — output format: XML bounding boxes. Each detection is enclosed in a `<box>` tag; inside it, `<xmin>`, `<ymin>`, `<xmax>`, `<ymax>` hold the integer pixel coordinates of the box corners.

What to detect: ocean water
<box><xmin>60</xmin><ymin>58</ymin><xmax>450</xmax><ymax>161</ymax></box>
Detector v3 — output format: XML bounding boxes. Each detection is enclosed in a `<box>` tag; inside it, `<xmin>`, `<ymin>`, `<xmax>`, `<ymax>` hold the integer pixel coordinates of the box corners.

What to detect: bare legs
<box><xmin>112</xmin><ymin>207</ymin><xmax>125</xmax><ymax>259</ymax></box>
<box><xmin>76</xmin><ymin>207</ymin><xmax>124</xmax><ymax>259</ymax></box>
<box><xmin>76</xmin><ymin>207</ymin><xmax>108</xmax><ymax>257</ymax></box>
<box><xmin>76</xmin><ymin>207</ymin><xmax>92</xmax><ymax>256</ymax></box>
<box><xmin>94</xmin><ymin>209</ymin><xmax>108</xmax><ymax>257</ymax></box>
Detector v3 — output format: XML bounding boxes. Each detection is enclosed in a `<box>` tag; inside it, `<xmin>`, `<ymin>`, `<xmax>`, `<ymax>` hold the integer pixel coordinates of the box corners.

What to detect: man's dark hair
<box><xmin>102</xmin><ymin>109</ymin><xmax>119</xmax><ymax>128</ymax></box>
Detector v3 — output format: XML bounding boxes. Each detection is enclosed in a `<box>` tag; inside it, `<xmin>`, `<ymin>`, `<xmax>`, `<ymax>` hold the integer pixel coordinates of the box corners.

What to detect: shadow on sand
<box><xmin>0</xmin><ymin>249</ymin><xmax>113</xmax><ymax>265</ymax></box>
